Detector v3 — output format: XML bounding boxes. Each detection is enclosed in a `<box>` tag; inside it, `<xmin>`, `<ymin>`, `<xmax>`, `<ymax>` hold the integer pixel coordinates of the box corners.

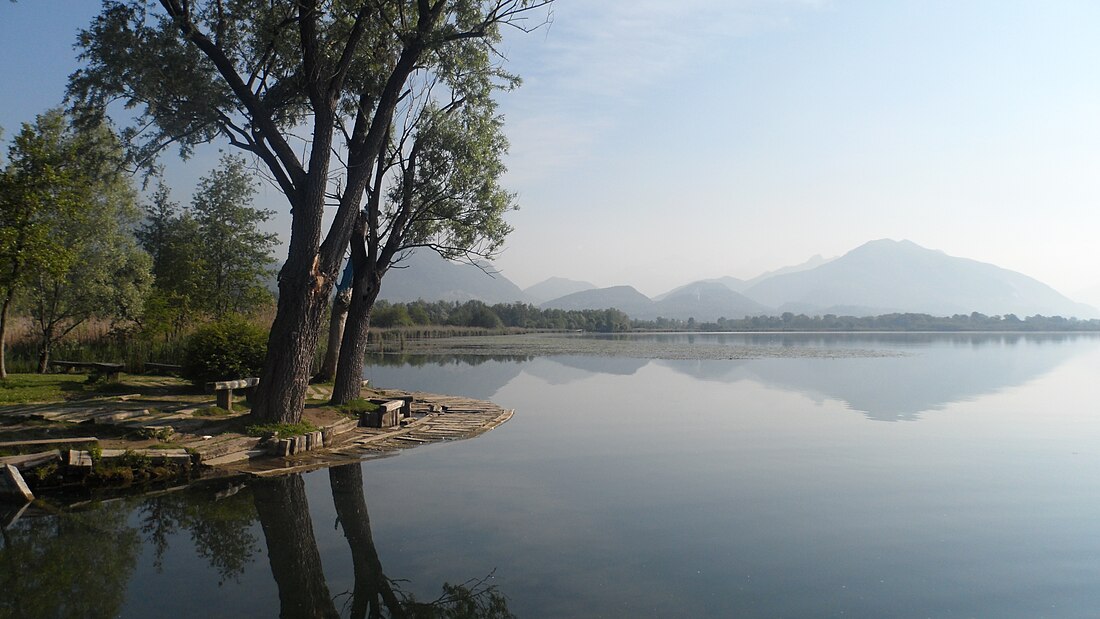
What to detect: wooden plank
<box><xmin>1</xmin><ymin>464</ymin><xmax>35</xmax><ymax>502</ymax></box>
<box><xmin>206</xmin><ymin>377</ymin><xmax>260</xmax><ymax>392</ymax></box>
<box><xmin>0</xmin><ymin>450</ymin><xmax>61</xmax><ymax>470</ymax></box>
<box><xmin>0</xmin><ymin>437</ymin><xmax>99</xmax><ymax>449</ymax></box>
<box><xmin>51</xmin><ymin>360</ymin><xmax>123</xmax><ymax>371</ymax></box>
<box><xmin>67</xmin><ymin>450</ymin><xmax>94</xmax><ymax>468</ymax></box>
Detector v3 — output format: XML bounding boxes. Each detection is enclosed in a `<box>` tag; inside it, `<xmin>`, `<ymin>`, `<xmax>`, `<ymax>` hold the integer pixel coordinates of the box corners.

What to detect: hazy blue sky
<box><xmin>2</xmin><ymin>1</ymin><xmax>1099</xmax><ymax>302</ymax></box>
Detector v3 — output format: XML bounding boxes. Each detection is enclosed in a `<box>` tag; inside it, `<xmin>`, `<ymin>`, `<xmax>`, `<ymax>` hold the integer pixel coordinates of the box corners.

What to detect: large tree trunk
<box><xmin>315</xmin><ymin>287</ymin><xmax>352</xmax><ymax>383</ymax></box>
<box><xmin>253</xmin><ymin>474</ymin><xmax>339</xmax><ymax>619</ymax></box>
<box><xmin>330</xmin><ymin>269</ymin><xmax>381</xmax><ymax>405</ymax></box>
<box><xmin>329</xmin><ymin>464</ymin><xmax>405</xmax><ymax>619</ymax></box>
<box><xmin>250</xmin><ymin>270</ymin><xmax>331</xmax><ymax>423</ymax></box>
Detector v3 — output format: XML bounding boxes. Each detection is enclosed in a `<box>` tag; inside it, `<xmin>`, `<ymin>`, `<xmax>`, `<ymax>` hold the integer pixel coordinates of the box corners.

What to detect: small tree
<box><xmin>190</xmin><ymin>155</ymin><xmax>277</xmax><ymax>318</ymax></box>
<box><xmin>0</xmin><ymin>109</ymin><xmax>151</xmax><ymax>375</ymax></box>
<box><xmin>137</xmin><ymin>158</ymin><xmax>276</xmax><ymax>339</ymax></box>
<box><xmin>136</xmin><ymin>181</ymin><xmax>205</xmax><ymax>340</ymax></box>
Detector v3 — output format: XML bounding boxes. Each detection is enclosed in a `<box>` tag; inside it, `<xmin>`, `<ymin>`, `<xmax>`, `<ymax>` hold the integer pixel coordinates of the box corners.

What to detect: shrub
<box><xmin>182</xmin><ymin>315</ymin><xmax>267</xmax><ymax>385</ymax></box>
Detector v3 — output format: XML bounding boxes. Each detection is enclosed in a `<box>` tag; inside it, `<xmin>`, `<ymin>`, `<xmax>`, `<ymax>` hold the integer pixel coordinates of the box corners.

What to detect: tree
<box><xmin>136</xmin><ymin>181</ymin><xmax>204</xmax><ymax>339</ymax></box>
<box><xmin>138</xmin><ymin>157</ymin><xmax>275</xmax><ymax>334</ymax></box>
<box><xmin>0</xmin><ymin>109</ymin><xmax>151</xmax><ymax>375</ymax></box>
<box><xmin>330</xmin><ymin>92</ymin><xmax>516</xmax><ymax>404</ymax></box>
<box><xmin>190</xmin><ymin>154</ymin><xmax>277</xmax><ymax>317</ymax></box>
<box><xmin>71</xmin><ymin>0</ymin><xmax>554</xmax><ymax>423</ymax></box>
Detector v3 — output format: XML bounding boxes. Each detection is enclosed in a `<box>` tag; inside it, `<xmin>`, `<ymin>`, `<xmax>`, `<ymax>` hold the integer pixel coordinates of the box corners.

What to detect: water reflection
<box><xmin>1</xmin><ymin>502</ymin><xmax>139</xmax><ymax>617</ymax></box>
<box><xmin>365</xmin><ymin>354</ymin><xmax>525</xmax><ymax>400</ymax></box>
<box><xmin>0</xmin><ymin>467</ymin><xmax>513</xmax><ymax>619</ymax></box>
<box><xmin>660</xmin><ymin>334</ymin><xmax>1095</xmax><ymax>420</ymax></box>
<box><xmin>368</xmin><ymin>333</ymin><xmax>1099</xmax><ymax>421</ymax></box>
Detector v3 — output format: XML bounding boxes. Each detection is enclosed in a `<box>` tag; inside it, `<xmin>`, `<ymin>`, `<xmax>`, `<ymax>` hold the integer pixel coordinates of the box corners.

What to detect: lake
<box><xmin>4</xmin><ymin>333</ymin><xmax>1100</xmax><ymax>618</ymax></box>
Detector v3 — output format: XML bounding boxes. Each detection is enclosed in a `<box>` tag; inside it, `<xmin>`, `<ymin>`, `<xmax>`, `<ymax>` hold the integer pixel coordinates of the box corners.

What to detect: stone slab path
<box><xmin>0</xmin><ymin>378</ymin><xmax>513</xmax><ymax>478</ymax></box>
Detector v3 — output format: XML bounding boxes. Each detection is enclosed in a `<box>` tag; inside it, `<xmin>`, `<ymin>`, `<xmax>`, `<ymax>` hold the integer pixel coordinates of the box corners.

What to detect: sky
<box><xmin>2</xmin><ymin>1</ymin><xmax>1100</xmax><ymax>303</ymax></box>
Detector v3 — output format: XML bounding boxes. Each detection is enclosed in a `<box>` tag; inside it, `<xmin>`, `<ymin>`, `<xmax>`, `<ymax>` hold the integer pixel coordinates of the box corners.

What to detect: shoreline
<box><xmin>0</xmin><ymin>377</ymin><xmax>512</xmax><ymax>505</ymax></box>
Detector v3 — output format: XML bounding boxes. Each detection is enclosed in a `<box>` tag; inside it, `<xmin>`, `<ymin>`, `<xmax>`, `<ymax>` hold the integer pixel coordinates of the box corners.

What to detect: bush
<box><xmin>182</xmin><ymin>315</ymin><xmax>267</xmax><ymax>385</ymax></box>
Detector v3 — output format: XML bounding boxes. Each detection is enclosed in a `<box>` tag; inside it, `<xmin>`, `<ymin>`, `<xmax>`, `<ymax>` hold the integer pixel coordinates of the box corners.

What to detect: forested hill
<box><xmin>369</xmin><ymin>299</ymin><xmax>1100</xmax><ymax>333</ymax></box>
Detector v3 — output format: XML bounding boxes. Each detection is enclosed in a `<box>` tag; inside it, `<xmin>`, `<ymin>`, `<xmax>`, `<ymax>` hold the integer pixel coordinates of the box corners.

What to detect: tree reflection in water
<box><xmin>0</xmin><ymin>464</ymin><xmax>512</xmax><ymax>618</ymax></box>
<box><xmin>256</xmin><ymin>464</ymin><xmax>515</xmax><ymax>619</ymax></box>
<box><xmin>0</xmin><ymin>503</ymin><xmax>140</xmax><ymax>618</ymax></box>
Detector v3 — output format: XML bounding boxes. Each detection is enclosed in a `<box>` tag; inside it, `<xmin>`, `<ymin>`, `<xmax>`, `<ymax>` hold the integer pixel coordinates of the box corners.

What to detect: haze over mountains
<box><xmin>380</xmin><ymin>239</ymin><xmax>1099</xmax><ymax>320</ymax></box>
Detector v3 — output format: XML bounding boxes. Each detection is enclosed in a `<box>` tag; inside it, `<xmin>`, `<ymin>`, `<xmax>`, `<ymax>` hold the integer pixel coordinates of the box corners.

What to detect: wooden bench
<box><xmin>361</xmin><ymin>399</ymin><xmax>404</xmax><ymax>428</ymax></box>
<box><xmin>144</xmin><ymin>362</ymin><xmax>183</xmax><ymax>374</ymax></box>
<box><xmin>50</xmin><ymin>360</ymin><xmax>124</xmax><ymax>382</ymax></box>
<box><xmin>205</xmin><ymin>377</ymin><xmax>260</xmax><ymax>410</ymax></box>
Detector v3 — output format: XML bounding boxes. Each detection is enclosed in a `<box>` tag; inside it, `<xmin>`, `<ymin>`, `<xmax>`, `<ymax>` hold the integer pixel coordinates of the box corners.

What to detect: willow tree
<box><xmin>330</xmin><ymin>89</ymin><xmax>516</xmax><ymax>404</ymax></box>
<box><xmin>70</xmin><ymin>0</ymin><xmax>552</xmax><ymax>423</ymax></box>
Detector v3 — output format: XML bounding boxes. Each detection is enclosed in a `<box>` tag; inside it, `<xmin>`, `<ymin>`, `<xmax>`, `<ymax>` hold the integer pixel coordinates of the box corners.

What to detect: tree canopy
<box><xmin>70</xmin><ymin>0</ymin><xmax>554</xmax><ymax>423</ymax></box>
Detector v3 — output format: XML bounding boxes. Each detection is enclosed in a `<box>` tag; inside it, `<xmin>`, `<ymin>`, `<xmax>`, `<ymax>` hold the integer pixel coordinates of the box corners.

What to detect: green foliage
<box><xmin>372</xmin><ymin>304</ymin><xmax>415</xmax><ymax>328</ymax></box>
<box><xmin>136</xmin><ymin>182</ymin><xmax>204</xmax><ymax>338</ymax></box>
<box><xmin>369</xmin><ymin>299</ymin><xmax>632</xmax><ymax>332</ymax></box>
<box><xmin>0</xmin><ymin>109</ymin><xmax>153</xmax><ymax>372</ymax></box>
<box><xmin>137</xmin><ymin>156</ymin><xmax>276</xmax><ymax>332</ymax></box>
<box><xmin>182</xmin><ymin>315</ymin><xmax>267</xmax><ymax>384</ymax></box>
<box><xmin>189</xmin><ymin>155</ymin><xmax>277</xmax><ymax>317</ymax></box>
<box><xmin>135</xmin><ymin>426</ymin><xmax>175</xmax><ymax>441</ymax></box>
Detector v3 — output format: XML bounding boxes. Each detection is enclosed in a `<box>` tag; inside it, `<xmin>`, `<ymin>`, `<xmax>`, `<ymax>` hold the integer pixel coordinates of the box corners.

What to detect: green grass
<box><xmin>0</xmin><ymin>373</ymin><xmax>91</xmax><ymax>404</ymax></box>
<box><xmin>192</xmin><ymin>405</ymin><xmax>234</xmax><ymax>417</ymax></box>
<box><xmin>243</xmin><ymin>421</ymin><xmax>319</xmax><ymax>438</ymax></box>
<box><xmin>335</xmin><ymin>398</ymin><xmax>379</xmax><ymax>415</ymax></box>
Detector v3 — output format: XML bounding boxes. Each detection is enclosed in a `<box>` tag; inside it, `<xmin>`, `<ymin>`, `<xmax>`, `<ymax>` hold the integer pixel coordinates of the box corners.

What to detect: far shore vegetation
<box><xmin>2</xmin><ymin>298</ymin><xmax>1097</xmax><ymax>383</ymax></box>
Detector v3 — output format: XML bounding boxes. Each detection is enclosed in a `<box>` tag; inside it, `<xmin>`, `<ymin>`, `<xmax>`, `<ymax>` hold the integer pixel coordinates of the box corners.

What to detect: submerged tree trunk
<box><xmin>253</xmin><ymin>474</ymin><xmax>339</xmax><ymax>619</ymax></box>
<box><xmin>316</xmin><ymin>287</ymin><xmax>352</xmax><ymax>383</ymax></box>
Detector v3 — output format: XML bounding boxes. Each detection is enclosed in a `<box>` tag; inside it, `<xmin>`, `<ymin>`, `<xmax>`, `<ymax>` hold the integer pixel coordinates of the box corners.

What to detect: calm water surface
<box><xmin>4</xmin><ymin>333</ymin><xmax>1100</xmax><ymax>618</ymax></box>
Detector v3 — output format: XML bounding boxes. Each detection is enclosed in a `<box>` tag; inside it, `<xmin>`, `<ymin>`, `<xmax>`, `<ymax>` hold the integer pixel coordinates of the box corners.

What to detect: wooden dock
<box><xmin>231</xmin><ymin>390</ymin><xmax>514</xmax><ymax>477</ymax></box>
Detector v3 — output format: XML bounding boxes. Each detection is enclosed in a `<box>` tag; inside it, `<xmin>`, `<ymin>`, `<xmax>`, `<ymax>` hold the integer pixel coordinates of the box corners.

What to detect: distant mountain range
<box><xmin>376</xmin><ymin>251</ymin><xmax>527</xmax><ymax>304</ymax></box>
<box><xmin>523</xmin><ymin>276</ymin><xmax>596</xmax><ymax>304</ymax></box>
<box><xmin>376</xmin><ymin>240</ymin><xmax>1100</xmax><ymax>319</ymax></box>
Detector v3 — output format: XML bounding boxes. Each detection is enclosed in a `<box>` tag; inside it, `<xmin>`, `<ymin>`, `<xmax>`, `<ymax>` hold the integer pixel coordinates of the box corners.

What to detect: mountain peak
<box><xmin>745</xmin><ymin>239</ymin><xmax>1097</xmax><ymax>318</ymax></box>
